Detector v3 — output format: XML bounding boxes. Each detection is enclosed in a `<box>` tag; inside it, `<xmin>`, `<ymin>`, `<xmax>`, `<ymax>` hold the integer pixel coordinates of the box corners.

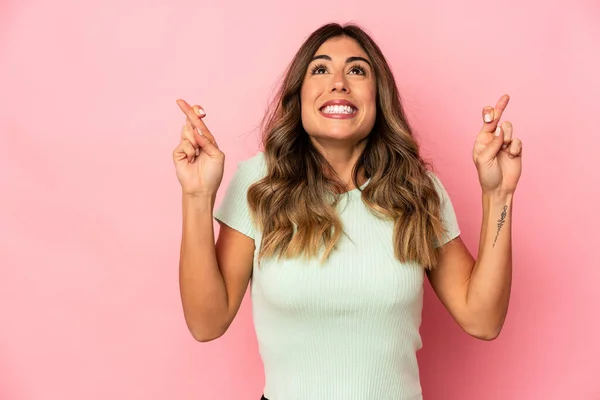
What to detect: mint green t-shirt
<box><xmin>214</xmin><ymin>152</ymin><xmax>461</xmax><ymax>400</ymax></box>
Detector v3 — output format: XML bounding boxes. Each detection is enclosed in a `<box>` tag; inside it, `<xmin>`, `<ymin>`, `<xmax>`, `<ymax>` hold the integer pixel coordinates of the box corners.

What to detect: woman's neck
<box><xmin>310</xmin><ymin>137</ymin><xmax>368</xmax><ymax>191</ymax></box>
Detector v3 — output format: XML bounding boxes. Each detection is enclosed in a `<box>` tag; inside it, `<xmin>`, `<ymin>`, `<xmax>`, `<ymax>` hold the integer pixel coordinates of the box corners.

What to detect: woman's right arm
<box><xmin>174</xmin><ymin>99</ymin><xmax>255</xmax><ymax>342</ymax></box>
<box><xmin>179</xmin><ymin>193</ymin><xmax>254</xmax><ymax>342</ymax></box>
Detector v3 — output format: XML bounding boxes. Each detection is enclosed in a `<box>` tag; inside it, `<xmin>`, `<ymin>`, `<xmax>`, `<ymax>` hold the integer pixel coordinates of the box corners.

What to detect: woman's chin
<box><xmin>309</xmin><ymin>129</ymin><xmax>367</xmax><ymax>144</ymax></box>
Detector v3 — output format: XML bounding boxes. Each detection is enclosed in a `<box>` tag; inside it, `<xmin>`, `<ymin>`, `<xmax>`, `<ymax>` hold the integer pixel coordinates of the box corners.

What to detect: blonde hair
<box><xmin>247</xmin><ymin>23</ymin><xmax>447</xmax><ymax>270</ymax></box>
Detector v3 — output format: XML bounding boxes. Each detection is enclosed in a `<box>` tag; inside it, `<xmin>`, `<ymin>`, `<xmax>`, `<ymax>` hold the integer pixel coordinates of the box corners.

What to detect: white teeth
<box><xmin>321</xmin><ymin>105</ymin><xmax>356</xmax><ymax>114</ymax></box>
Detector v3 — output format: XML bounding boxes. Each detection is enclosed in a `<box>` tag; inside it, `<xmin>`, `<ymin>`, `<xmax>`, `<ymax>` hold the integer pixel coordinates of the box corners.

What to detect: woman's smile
<box><xmin>319</xmin><ymin>99</ymin><xmax>358</xmax><ymax>119</ymax></box>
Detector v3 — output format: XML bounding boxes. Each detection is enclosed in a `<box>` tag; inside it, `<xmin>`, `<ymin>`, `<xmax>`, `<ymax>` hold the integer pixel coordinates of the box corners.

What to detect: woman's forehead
<box><xmin>313</xmin><ymin>37</ymin><xmax>369</xmax><ymax>60</ymax></box>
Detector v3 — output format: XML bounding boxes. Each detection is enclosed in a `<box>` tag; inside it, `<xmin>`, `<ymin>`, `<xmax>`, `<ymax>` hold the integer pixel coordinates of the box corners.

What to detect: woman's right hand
<box><xmin>173</xmin><ymin>99</ymin><xmax>225</xmax><ymax>196</ymax></box>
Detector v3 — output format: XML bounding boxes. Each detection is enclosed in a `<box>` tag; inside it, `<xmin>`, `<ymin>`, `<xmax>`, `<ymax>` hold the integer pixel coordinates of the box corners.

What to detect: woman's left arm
<box><xmin>427</xmin><ymin>94</ymin><xmax>522</xmax><ymax>341</ymax></box>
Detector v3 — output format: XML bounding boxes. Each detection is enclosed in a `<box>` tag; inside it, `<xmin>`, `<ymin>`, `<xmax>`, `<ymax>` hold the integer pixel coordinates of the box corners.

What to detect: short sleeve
<box><xmin>429</xmin><ymin>172</ymin><xmax>461</xmax><ymax>248</ymax></box>
<box><xmin>213</xmin><ymin>153</ymin><xmax>265</xmax><ymax>240</ymax></box>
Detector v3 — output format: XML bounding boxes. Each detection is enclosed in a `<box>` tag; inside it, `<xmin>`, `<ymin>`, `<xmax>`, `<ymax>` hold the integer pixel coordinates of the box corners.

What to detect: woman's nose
<box><xmin>332</xmin><ymin>75</ymin><xmax>350</xmax><ymax>93</ymax></box>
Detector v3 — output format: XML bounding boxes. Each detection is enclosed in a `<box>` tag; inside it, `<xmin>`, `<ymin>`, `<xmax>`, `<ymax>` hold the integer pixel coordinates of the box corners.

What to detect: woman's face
<box><xmin>300</xmin><ymin>36</ymin><xmax>377</xmax><ymax>145</ymax></box>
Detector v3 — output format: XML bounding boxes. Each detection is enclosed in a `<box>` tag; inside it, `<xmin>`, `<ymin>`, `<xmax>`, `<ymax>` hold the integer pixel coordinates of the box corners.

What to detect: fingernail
<box><xmin>502</xmin><ymin>144</ymin><xmax>507</xmax><ymax>149</ymax></box>
<box><xmin>484</xmin><ymin>114</ymin><xmax>492</xmax><ymax>123</ymax></box>
<box><xmin>495</xmin><ymin>127</ymin><xmax>501</xmax><ymax>136</ymax></box>
<box><xmin>196</xmin><ymin>108</ymin><xmax>205</xmax><ymax>117</ymax></box>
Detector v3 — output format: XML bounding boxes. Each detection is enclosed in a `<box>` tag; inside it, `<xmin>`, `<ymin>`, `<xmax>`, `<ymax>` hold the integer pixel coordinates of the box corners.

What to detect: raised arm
<box><xmin>174</xmin><ymin>99</ymin><xmax>255</xmax><ymax>342</ymax></box>
<box><xmin>427</xmin><ymin>94</ymin><xmax>523</xmax><ymax>340</ymax></box>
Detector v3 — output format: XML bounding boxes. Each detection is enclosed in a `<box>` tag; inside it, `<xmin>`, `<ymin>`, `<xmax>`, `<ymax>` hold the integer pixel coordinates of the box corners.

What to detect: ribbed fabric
<box><xmin>213</xmin><ymin>152</ymin><xmax>461</xmax><ymax>400</ymax></box>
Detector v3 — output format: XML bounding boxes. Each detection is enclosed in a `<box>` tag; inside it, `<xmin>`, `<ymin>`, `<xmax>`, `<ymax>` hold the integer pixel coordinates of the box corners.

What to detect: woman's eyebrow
<box><xmin>311</xmin><ymin>55</ymin><xmax>372</xmax><ymax>68</ymax></box>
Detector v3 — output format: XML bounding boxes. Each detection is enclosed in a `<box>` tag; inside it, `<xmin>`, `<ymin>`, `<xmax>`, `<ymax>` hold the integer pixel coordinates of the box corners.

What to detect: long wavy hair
<box><xmin>247</xmin><ymin>23</ymin><xmax>447</xmax><ymax>270</ymax></box>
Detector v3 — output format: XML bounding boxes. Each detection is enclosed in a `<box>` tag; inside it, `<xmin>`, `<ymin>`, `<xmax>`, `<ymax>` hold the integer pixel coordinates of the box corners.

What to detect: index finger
<box><xmin>176</xmin><ymin>99</ymin><xmax>207</xmax><ymax>132</ymax></box>
<box><xmin>481</xmin><ymin>94</ymin><xmax>510</xmax><ymax>133</ymax></box>
<box><xmin>176</xmin><ymin>99</ymin><xmax>217</xmax><ymax>144</ymax></box>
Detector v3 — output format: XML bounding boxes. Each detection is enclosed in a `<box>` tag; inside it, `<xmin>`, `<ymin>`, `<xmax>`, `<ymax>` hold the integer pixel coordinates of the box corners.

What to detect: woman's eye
<box><xmin>311</xmin><ymin>64</ymin><xmax>366</xmax><ymax>75</ymax></box>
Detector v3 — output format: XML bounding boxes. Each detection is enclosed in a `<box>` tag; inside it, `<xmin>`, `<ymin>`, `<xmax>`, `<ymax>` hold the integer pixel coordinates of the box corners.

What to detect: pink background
<box><xmin>1</xmin><ymin>0</ymin><xmax>599</xmax><ymax>399</ymax></box>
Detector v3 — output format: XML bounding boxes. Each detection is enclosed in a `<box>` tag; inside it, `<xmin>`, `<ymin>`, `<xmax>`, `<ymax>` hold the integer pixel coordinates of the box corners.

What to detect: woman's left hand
<box><xmin>472</xmin><ymin>94</ymin><xmax>523</xmax><ymax>195</ymax></box>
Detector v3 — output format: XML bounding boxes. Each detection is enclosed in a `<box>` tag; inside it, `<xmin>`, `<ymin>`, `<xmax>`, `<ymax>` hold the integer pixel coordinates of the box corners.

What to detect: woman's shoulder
<box><xmin>424</xmin><ymin>169</ymin><xmax>455</xmax><ymax>207</ymax></box>
<box><xmin>231</xmin><ymin>151</ymin><xmax>267</xmax><ymax>183</ymax></box>
<box><xmin>238</xmin><ymin>151</ymin><xmax>266</xmax><ymax>168</ymax></box>
<box><xmin>424</xmin><ymin>169</ymin><xmax>446</xmax><ymax>189</ymax></box>
<box><xmin>425</xmin><ymin>169</ymin><xmax>441</xmax><ymax>186</ymax></box>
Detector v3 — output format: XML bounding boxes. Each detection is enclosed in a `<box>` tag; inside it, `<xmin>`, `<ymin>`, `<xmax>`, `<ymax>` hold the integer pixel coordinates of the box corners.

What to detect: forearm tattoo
<box><xmin>493</xmin><ymin>205</ymin><xmax>508</xmax><ymax>247</ymax></box>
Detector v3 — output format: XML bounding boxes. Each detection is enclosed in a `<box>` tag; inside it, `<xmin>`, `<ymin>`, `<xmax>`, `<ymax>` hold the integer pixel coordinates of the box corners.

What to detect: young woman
<box><xmin>173</xmin><ymin>22</ymin><xmax>522</xmax><ymax>400</ymax></box>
